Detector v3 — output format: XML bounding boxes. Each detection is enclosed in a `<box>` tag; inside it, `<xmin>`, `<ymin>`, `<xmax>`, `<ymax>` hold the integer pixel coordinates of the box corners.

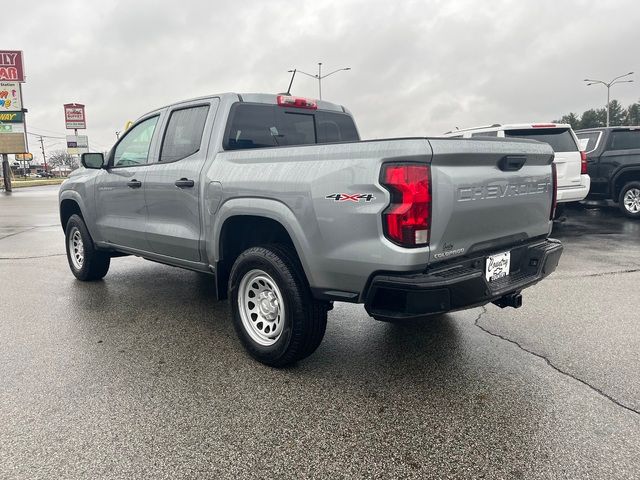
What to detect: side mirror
<box><xmin>81</xmin><ymin>152</ymin><xmax>105</xmax><ymax>169</ymax></box>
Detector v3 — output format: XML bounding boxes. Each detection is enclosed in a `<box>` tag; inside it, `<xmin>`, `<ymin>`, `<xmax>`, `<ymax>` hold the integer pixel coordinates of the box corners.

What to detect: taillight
<box><xmin>276</xmin><ymin>95</ymin><xmax>317</xmax><ymax>110</ymax></box>
<box><xmin>381</xmin><ymin>163</ymin><xmax>431</xmax><ymax>247</ymax></box>
<box><xmin>532</xmin><ymin>123</ymin><xmax>557</xmax><ymax>128</ymax></box>
<box><xmin>580</xmin><ymin>151</ymin><xmax>588</xmax><ymax>175</ymax></box>
<box><xmin>550</xmin><ymin>163</ymin><xmax>558</xmax><ymax>220</ymax></box>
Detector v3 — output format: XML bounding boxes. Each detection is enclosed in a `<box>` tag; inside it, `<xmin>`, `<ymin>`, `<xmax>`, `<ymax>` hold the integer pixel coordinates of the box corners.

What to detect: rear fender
<box><xmin>209</xmin><ymin>198</ymin><xmax>314</xmax><ymax>284</ymax></box>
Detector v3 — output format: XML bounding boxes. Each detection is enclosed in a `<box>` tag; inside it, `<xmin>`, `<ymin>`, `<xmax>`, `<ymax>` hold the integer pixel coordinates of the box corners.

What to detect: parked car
<box><xmin>58</xmin><ymin>93</ymin><xmax>562</xmax><ymax>366</ymax></box>
<box><xmin>442</xmin><ymin>123</ymin><xmax>590</xmax><ymax>212</ymax></box>
<box><xmin>575</xmin><ymin>126</ymin><xmax>640</xmax><ymax>218</ymax></box>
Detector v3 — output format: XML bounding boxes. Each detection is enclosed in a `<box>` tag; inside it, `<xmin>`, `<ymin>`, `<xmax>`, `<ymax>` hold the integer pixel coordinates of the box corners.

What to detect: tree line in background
<box><xmin>47</xmin><ymin>151</ymin><xmax>80</xmax><ymax>170</ymax></box>
<box><xmin>554</xmin><ymin>99</ymin><xmax>640</xmax><ymax>130</ymax></box>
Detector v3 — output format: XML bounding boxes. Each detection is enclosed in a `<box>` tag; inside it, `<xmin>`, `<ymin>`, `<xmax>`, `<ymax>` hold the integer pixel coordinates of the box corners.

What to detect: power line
<box><xmin>28</xmin><ymin>125</ymin><xmax>69</xmax><ymax>136</ymax></box>
<box><xmin>26</xmin><ymin>131</ymin><xmax>65</xmax><ymax>139</ymax></box>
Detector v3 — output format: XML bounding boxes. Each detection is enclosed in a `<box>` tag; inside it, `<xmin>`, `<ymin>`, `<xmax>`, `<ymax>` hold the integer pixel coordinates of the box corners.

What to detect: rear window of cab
<box><xmin>504</xmin><ymin>128</ymin><xmax>578</xmax><ymax>152</ymax></box>
<box><xmin>224</xmin><ymin>103</ymin><xmax>359</xmax><ymax>150</ymax></box>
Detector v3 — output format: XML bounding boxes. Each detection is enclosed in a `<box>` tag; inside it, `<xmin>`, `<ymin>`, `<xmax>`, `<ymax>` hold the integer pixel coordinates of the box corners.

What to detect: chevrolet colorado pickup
<box><xmin>59</xmin><ymin>93</ymin><xmax>563</xmax><ymax>366</ymax></box>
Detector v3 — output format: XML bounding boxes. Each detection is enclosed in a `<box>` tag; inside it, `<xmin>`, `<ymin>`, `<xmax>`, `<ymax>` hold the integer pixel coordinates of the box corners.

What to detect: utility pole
<box><xmin>39</xmin><ymin>136</ymin><xmax>48</xmax><ymax>174</ymax></box>
<box><xmin>287</xmin><ymin>63</ymin><xmax>351</xmax><ymax>100</ymax></box>
<box><xmin>584</xmin><ymin>72</ymin><xmax>634</xmax><ymax>127</ymax></box>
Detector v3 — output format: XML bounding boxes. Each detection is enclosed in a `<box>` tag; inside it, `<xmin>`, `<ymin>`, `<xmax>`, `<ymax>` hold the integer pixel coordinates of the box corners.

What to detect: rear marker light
<box><xmin>276</xmin><ymin>95</ymin><xmax>317</xmax><ymax>110</ymax></box>
<box><xmin>551</xmin><ymin>163</ymin><xmax>558</xmax><ymax>220</ymax></box>
<box><xmin>532</xmin><ymin>123</ymin><xmax>557</xmax><ymax>128</ymax></box>
<box><xmin>381</xmin><ymin>163</ymin><xmax>431</xmax><ymax>247</ymax></box>
<box><xmin>580</xmin><ymin>150</ymin><xmax>588</xmax><ymax>175</ymax></box>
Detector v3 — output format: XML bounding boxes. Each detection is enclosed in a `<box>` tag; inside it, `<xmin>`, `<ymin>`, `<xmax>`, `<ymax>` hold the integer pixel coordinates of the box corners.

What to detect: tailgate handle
<box><xmin>498</xmin><ymin>155</ymin><xmax>527</xmax><ymax>172</ymax></box>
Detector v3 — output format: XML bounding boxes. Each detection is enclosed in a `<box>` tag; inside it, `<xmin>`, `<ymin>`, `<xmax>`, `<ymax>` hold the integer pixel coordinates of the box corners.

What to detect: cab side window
<box><xmin>113</xmin><ymin>116</ymin><xmax>159</xmax><ymax>167</ymax></box>
<box><xmin>610</xmin><ymin>130</ymin><xmax>640</xmax><ymax>151</ymax></box>
<box><xmin>160</xmin><ymin>105</ymin><xmax>210</xmax><ymax>162</ymax></box>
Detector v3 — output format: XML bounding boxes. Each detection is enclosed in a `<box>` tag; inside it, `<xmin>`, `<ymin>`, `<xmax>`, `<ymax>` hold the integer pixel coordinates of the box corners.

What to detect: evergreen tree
<box><xmin>626</xmin><ymin>102</ymin><xmax>640</xmax><ymax>125</ymax></box>
<box><xmin>553</xmin><ymin>112</ymin><xmax>580</xmax><ymax>129</ymax></box>
<box><xmin>607</xmin><ymin>99</ymin><xmax>626</xmax><ymax>126</ymax></box>
<box><xmin>578</xmin><ymin>109</ymin><xmax>605</xmax><ymax>129</ymax></box>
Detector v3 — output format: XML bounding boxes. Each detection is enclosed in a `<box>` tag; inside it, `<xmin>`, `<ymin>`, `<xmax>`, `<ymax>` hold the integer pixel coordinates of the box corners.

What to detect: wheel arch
<box><xmin>211</xmin><ymin>199</ymin><xmax>313</xmax><ymax>300</ymax></box>
<box><xmin>59</xmin><ymin>193</ymin><xmax>85</xmax><ymax>231</ymax></box>
<box><xmin>611</xmin><ymin>167</ymin><xmax>640</xmax><ymax>200</ymax></box>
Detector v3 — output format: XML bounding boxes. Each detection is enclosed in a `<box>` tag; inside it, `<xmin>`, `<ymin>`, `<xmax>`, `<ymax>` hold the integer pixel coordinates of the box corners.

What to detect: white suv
<box><xmin>442</xmin><ymin>123</ymin><xmax>590</xmax><ymax>204</ymax></box>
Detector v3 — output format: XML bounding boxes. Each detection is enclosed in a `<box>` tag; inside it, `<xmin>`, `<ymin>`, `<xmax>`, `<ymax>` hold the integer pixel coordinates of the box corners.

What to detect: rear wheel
<box><xmin>65</xmin><ymin>214</ymin><xmax>110</xmax><ymax>281</ymax></box>
<box><xmin>229</xmin><ymin>245</ymin><xmax>328</xmax><ymax>367</ymax></box>
<box><xmin>618</xmin><ymin>182</ymin><xmax>640</xmax><ymax>219</ymax></box>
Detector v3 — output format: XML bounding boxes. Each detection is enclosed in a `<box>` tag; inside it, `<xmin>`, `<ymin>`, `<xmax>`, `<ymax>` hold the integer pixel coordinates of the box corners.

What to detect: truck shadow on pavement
<box><xmin>66</xmin><ymin>259</ymin><xmax>467</xmax><ymax>375</ymax></box>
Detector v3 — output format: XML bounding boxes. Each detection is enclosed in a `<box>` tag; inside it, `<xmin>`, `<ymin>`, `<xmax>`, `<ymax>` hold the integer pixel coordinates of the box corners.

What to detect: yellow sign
<box><xmin>15</xmin><ymin>152</ymin><xmax>33</xmax><ymax>161</ymax></box>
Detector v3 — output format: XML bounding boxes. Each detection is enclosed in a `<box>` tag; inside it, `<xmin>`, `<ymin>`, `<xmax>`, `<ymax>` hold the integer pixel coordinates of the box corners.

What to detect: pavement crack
<box><xmin>0</xmin><ymin>226</ymin><xmax>38</xmax><ymax>240</ymax></box>
<box><xmin>553</xmin><ymin>268</ymin><xmax>640</xmax><ymax>280</ymax></box>
<box><xmin>473</xmin><ymin>306</ymin><xmax>640</xmax><ymax>417</ymax></box>
<box><xmin>0</xmin><ymin>254</ymin><xmax>65</xmax><ymax>260</ymax></box>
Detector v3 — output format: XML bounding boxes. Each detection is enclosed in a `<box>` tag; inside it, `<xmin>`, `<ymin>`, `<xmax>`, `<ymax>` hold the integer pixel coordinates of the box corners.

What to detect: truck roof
<box><xmin>576</xmin><ymin>126</ymin><xmax>640</xmax><ymax>133</ymax></box>
<box><xmin>142</xmin><ymin>93</ymin><xmax>348</xmax><ymax>118</ymax></box>
<box><xmin>444</xmin><ymin>123</ymin><xmax>572</xmax><ymax>135</ymax></box>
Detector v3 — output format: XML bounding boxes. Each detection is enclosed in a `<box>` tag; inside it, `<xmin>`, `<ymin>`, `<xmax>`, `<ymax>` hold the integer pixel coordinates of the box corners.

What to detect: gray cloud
<box><xmin>10</xmin><ymin>0</ymin><xmax>640</xmax><ymax>160</ymax></box>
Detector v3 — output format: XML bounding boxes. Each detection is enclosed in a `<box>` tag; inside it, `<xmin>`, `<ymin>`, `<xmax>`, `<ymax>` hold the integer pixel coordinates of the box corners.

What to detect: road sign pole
<box><xmin>2</xmin><ymin>153</ymin><xmax>11</xmax><ymax>192</ymax></box>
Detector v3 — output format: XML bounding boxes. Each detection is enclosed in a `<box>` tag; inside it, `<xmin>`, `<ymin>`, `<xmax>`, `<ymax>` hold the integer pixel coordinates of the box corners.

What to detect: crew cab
<box><xmin>576</xmin><ymin>126</ymin><xmax>640</xmax><ymax>218</ymax></box>
<box><xmin>442</xmin><ymin>123</ymin><xmax>590</xmax><ymax>209</ymax></box>
<box><xmin>59</xmin><ymin>93</ymin><xmax>563</xmax><ymax>366</ymax></box>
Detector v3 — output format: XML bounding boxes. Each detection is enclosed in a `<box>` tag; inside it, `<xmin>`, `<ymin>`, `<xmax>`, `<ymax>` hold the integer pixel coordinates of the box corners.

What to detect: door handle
<box><xmin>127</xmin><ymin>179</ymin><xmax>142</xmax><ymax>188</ymax></box>
<box><xmin>175</xmin><ymin>178</ymin><xmax>195</xmax><ymax>188</ymax></box>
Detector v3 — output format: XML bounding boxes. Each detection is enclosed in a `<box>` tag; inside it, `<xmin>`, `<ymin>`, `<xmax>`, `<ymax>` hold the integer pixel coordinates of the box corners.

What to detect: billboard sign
<box><xmin>66</xmin><ymin>134</ymin><xmax>89</xmax><ymax>155</ymax></box>
<box><xmin>64</xmin><ymin>103</ymin><xmax>86</xmax><ymax>129</ymax></box>
<box><xmin>0</xmin><ymin>111</ymin><xmax>23</xmax><ymax>122</ymax></box>
<box><xmin>0</xmin><ymin>51</ymin><xmax>24</xmax><ymax>82</ymax></box>
<box><xmin>0</xmin><ymin>82</ymin><xmax>21</xmax><ymax>110</ymax></box>
<box><xmin>0</xmin><ymin>122</ymin><xmax>26</xmax><ymax>153</ymax></box>
<box><xmin>15</xmin><ymin>152</ymin><xmax>33</xmax><ymax>161</ymax></box>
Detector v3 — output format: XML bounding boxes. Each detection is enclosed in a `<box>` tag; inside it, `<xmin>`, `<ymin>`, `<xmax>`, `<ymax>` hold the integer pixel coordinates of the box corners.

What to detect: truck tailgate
<box><xmin>427</xmin><ymin>137</ymin><xmax>554</xmax><ymax>264</ymax></box>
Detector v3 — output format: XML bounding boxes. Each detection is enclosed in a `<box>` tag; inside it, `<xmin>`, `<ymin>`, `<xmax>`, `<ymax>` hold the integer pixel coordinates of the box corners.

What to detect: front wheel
<box><xmin>619</xmin><ymin>182</ymin><xmax>640</xmax><ymax>219</ymax></box>
<box><xmin>229</xmin><ymin>245</ymin><xmax>328</xmax><ymax>367</ymax></box>
<box><xmin>65</xmin><ymin>214</ymin><xmax>111</xmax><ymax>281</ymax></box>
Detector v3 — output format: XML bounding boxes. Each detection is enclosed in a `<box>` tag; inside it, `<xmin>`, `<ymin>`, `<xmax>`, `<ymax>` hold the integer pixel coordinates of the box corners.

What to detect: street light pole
<box><xmin>584</xmin><ymin>72</ymin><xmax>634</xmax><ymax>127</ymax></box>
<box><xmin>288</xmin><ymin>63</ymin><xmax>351</xmax><ymax>100</ymax></box>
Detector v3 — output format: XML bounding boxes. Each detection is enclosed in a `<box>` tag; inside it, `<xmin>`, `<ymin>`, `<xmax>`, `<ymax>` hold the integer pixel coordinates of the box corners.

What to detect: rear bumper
<box><xmin>364</xmin><ymin>238</ymin><xmax>563</xmax><ymax>321</ymax></box>
<box><xmin>557</xmin><ymin>175</ymin><xmax>590</xmax><ymax>203</ymax></box>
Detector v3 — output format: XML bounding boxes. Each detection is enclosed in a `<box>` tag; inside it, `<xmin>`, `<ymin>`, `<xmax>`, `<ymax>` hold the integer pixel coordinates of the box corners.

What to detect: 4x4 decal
<box><xmin>325</xmin><ymin>193</ymin><xmax>376</xmax><ymax>203</ymax></box>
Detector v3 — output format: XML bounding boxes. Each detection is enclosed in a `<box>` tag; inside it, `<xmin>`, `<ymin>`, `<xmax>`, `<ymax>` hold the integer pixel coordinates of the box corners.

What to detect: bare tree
<box><xmin>47</xmin><ymin>150</ymin><xmax>80</xmax><ymax>171</ymax></box>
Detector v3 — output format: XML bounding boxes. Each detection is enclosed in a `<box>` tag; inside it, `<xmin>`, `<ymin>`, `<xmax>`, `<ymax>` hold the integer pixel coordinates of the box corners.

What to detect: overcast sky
<box><xmin>9</xmin><ymin>0</ymin><xmax>640</xmax><ymax>161</ymax></box>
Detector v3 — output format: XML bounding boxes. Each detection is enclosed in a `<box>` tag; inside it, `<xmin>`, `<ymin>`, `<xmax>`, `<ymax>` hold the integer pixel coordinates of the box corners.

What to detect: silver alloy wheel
<box><xmin>237</xmin><ymin>269</ymin><xmax>285</xmax><ymax>346</ymax></box>
<box><xmin>623</xmin><ymin>188</ymin><xmax>640</xmax><ymax>214</ymax></box>
<box><xmin>69</xmin><ymin>227</ymin><xmax>84</xmax><ymax>270</ymax></box>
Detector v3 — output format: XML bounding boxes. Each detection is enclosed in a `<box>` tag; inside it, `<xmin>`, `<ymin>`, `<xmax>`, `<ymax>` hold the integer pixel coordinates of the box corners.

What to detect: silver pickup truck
<box><xmin>59</xmin><ymin>93</ymin><xmax>562</xmax><ymax>366</ymax></box>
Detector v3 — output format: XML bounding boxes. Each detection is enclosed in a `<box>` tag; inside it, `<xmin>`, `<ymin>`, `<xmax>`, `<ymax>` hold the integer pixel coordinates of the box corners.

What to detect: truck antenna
<box><xmin>286</xmin><ymin>69</ymin><xmax>297</xmax><ymax>95</ymax></box>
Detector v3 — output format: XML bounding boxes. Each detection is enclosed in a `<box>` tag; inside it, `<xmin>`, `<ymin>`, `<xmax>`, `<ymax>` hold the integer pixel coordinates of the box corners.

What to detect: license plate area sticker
<box><xmin>486</xmin><ymin>251</ymin><xmax>511</xmax><ymax>282</ymax></box>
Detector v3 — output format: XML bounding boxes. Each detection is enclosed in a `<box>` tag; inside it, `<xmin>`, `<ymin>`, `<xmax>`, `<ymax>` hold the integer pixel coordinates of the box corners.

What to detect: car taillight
<box><xmin>550</xmin><ymin>163</ymin><xmax>558</xmax><ymax>220</ymax></box>
<box><xmin>580</xmin><ymin>150</ymin><xmax>588</xmax><ymax>175</ymax></box>
<box><xmin>276</xmin><ymin>95</ymin><xmax>317</xmax><ymax>110</ymax></box>
<box><xmin>381</xmin><ymin>163</ymin><xmax>431</xmax><ymax>247</ymax></box>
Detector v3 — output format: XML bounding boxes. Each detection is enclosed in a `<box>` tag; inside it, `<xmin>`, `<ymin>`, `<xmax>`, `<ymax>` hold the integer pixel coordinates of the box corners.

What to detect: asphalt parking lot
<box><xmin>1</xmin><ymin>185</ymin><xmax>639</xmax><ymax>479</ymax></box>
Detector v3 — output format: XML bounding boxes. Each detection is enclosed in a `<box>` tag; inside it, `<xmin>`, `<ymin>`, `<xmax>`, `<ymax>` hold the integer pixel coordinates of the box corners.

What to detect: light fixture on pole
<box><xmin>287</xmin><ymin>63</ymin><xmax>351</xmax><ymax>100</ymax></box>
<box><xmin>584</xmin><ymin>72</ymin><xmax>634</xmax><ymax>127</ymax></box>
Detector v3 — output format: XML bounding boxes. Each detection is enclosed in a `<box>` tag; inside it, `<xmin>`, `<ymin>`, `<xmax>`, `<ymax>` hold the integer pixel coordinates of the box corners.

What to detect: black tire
<box><xmin>65</xmin><ymin>214</ymin><xmax>111</xmax><ymax>281</ymax></box>
<box><xmin>228</xmin><ymin>244</ymin><xmax>328</xmax><ymax>367</ymax></box>
<box><xmin>618</xmin><ymin>181</ymin><xmax>640</xmax><ymax>219</ymax></box>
